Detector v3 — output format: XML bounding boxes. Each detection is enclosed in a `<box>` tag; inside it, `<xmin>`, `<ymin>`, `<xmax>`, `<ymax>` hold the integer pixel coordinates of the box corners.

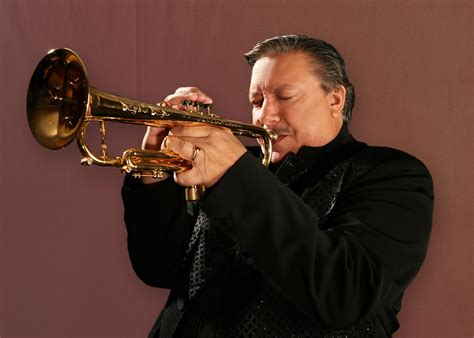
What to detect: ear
<box><xmin>328</xmin><ymin>85</ymin><xmax>346</xmax><ymax>118</ymax></box>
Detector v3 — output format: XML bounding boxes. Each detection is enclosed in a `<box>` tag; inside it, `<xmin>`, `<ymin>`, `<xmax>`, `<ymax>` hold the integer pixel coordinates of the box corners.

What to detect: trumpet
<box><xmin>26</xmin><ymin>48</ymin><xmax>277</xmax><ymax>200</ymax></box>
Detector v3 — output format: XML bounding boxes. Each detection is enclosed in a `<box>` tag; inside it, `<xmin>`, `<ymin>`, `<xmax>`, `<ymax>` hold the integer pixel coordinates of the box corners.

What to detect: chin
<box><xmin>270</xmin><ymin>151</ymin><xmax>287</xmax><ymax>164</ymax></box>
<box><xmin>270</xmin><ymin>142</ymin><xmax>298</xmax><ymax>163</ymax></box>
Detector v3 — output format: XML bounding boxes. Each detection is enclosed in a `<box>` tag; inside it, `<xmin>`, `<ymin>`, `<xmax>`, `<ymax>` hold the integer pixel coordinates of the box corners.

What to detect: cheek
<box><xmin>276</xmin><ymin>133</ymin><xmax>300</xmax><ymax>153</ymax></box>
<box><xmin>285</xmin><ymin>117</ymin><xmax>314</xmax><ymax>148</ymax></box>
<box><xmin>285</xmin><ymin>114</ymin><xmax>305</xmax><ymax>135</ymax></box>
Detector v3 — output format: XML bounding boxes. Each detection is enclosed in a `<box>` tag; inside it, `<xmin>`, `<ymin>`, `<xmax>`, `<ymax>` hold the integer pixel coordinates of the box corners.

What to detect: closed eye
<box><xmin>250</xmin><ymin>99</ymin><xmax>263</xmax><ymax>108</ymax></box>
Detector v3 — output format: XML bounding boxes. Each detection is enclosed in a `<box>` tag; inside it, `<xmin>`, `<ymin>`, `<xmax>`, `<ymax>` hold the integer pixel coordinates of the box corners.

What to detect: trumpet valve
<box><xmin>182</xmin><ymin>100</ymin><xmax>217</xmax><ymax>117</ymax></box>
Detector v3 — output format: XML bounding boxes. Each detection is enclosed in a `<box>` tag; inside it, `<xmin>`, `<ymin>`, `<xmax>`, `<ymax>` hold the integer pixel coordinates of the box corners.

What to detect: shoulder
<box><xmin>356</xmin><ymin>146</ymin><xmax>429</xmax><ymax>171</ymax></box>
<box><xmin>354</xmin><ymin>146</ymin><xmax>429</xmax><ymax>175</ymax></box>
<box><xmin>347</xmin><ymin>145</ymin><xmax>434</xmax><ymax>196</ymax></box>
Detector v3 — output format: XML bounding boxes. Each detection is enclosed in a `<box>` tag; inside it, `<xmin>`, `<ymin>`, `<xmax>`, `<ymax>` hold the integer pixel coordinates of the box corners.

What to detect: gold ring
<box><xmin>191</xmin><ymin>146</ymin><xmax>201</xmax><ymax>161</ymax></box>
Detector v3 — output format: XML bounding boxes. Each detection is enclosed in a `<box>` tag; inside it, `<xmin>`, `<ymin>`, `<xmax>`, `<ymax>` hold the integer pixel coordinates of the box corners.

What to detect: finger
<box><xmin>175</xmin><ymin>87</ymin><xmax>213</xmax><ymax>104</ymax></box>
<box><xmin>160</xmin><ymin>135</ymin><xmax>169</xmax><ymax>151</ymax></box>
<box><xmin>165</xmin><ymin>88</ymin><xmax>213</xmax><ymax>106</ymax></box>
<box><xmin>173</xmin><ymin>169</ymin><xmax>203</xmax><ymax>187</ymax></box>
<box><xmin>146</xmin><ymin>126</ymin><xmax>168</xmax><ymax>136</ymax></box>
<box><xmin>175</xmin><ymin>86</ymin><xmax>201</xmax><ymax>95</ymax></box>
<box><xmin>142</xmin><ymin>126</ymin><xmax>169</xmax><ymax>150</ymax></box>
<box><xmin>165</xmin><ymin>135</ymin><xmax>196</xmax><ymax>161</ymax></box>
<box><xmin>164</xmin><ymin>92</ymin><xmax>198</xmax><ymax>106</ymax></box>
<box><xmin>195</xmin><ymin>92</ymin><xmax>213</xmax><ymax>104</ymax></box>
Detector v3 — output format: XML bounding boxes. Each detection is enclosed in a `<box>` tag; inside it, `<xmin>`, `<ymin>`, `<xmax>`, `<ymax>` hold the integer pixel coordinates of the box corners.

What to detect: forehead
<box><xmin>249</xmin><ymin>52</ymin><xmax>320</xmax><ymax>92</ymax></box>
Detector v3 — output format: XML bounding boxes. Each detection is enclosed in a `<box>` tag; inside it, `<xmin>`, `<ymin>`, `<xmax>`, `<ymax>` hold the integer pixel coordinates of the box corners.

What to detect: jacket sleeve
<box><xmin>201</xmin><ymin>150</ymin><xmax>434</xmax><ymax>327</ymax></box>
<box><xmin>121</xmin><ymin>174</ymin><xmax>194</xmax><ymax>288</ymax></box>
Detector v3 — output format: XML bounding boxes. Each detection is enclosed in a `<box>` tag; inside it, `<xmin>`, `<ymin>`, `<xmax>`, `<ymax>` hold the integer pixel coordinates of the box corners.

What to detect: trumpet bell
<box><xmin>27</xmin><ymin>48</ymin><xmax>88</xmax><ymax>149</ymax></box>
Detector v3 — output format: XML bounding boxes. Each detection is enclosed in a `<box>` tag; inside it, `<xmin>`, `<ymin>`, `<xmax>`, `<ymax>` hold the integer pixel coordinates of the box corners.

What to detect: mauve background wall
<box><xmin>1</xmin><ymin>0</ymin><xmax>472</xmax><ymax>337</ymax></box>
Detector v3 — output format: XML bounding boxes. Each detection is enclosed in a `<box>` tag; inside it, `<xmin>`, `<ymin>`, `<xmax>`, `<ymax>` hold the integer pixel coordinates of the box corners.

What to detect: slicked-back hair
<box><xmin>245</xmin><ymin>35</ymin><xmax>355</xmax><ymax>123</ymax></box>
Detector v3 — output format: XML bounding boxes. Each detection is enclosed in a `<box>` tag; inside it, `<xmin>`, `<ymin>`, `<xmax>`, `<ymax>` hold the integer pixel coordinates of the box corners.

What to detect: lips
<box><xmin>275</xmin><ymin>134</ymin><xmax>289</xmax><ymax>143</ymax></box>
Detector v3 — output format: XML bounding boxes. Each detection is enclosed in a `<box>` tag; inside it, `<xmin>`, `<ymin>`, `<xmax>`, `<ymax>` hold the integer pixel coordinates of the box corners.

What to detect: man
<box><xmin>122</xmin><ymin>35</ymin><xmax>433</xmax><ymax>337</ymax></box>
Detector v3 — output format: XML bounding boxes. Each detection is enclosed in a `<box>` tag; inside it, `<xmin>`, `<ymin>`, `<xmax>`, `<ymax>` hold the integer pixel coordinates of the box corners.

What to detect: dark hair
<box><xmin>245</xmin><ymin>35</ymin><xmax>355</xmax><ymax>123</ymax></box>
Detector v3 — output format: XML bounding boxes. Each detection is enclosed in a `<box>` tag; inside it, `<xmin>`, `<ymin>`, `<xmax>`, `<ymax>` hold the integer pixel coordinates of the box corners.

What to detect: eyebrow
<box><xmin>249</xmin><ymin>84</ymin><xmax>299</xmax><ymax>97</ymax></box>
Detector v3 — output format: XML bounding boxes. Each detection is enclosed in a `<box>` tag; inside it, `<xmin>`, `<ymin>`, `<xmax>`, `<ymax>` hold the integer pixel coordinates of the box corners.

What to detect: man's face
<box><xmin>249</xmin><ymin>52</ymin><xmax>344</xmax><ymax>163</ymax></box>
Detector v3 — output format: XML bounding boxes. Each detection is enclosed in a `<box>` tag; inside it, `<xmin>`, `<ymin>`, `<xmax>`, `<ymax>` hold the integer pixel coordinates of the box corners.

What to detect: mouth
<box><xmin>275</xmin><ymin>134</ymin><xmax>290</xmax><ymax>144</ymax></box>
<box><xmin>275</xmin><ymin>136</ymin><xmax>285</xmax><ymax>144</ymax></box>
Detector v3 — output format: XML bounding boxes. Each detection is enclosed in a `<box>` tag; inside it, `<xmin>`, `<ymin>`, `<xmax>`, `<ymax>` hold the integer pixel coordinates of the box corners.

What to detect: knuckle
<box><xmin>176</xmin><ymin>86</ymin><xmax>199</xmax><ymax>94</ymax></box>
<box><xmin>169</xmin><ymin>135</ymin><xmax>182</xmax><ymax>151</ymax></box>
<box><xmin>164</xmin><ymin>94</ymin><xmax>181</xmax><ymax>104</ymax></box>
<box><xmin>183</xmin><ymin>140</ymin><xmax>194</xmax><ymax>154</ymax></box>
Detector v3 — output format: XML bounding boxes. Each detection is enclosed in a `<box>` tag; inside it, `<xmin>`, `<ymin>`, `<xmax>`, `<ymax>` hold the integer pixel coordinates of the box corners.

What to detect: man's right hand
<box><xmin>163</xmin><ymin>86</ymin><xmax>213</xmax><ymax>110</ymax></box>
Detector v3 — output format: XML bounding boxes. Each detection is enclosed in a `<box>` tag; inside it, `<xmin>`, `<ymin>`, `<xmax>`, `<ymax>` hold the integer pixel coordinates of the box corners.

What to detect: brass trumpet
<box><xmin>26</xmin><ymin>48</ymin><xmax>277</xmax><ymax>200</ymax></box>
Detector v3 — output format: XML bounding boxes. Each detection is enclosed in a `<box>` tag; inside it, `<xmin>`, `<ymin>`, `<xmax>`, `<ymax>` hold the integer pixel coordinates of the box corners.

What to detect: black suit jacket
<box><xmin>121</xmin><ymin>125</ymin><xmax>433</xmax><ymax>337</ymax></box>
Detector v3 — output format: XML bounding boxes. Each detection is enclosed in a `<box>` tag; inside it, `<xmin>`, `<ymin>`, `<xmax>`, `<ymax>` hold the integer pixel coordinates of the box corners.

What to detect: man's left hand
<box><xmin>164</xmin><ymin>125</ymin><xmax>247</xmax><ymax>188</ymax></box>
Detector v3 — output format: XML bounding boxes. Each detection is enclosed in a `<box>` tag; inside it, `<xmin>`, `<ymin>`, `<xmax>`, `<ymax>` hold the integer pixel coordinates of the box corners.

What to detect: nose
<box><xmin>255</xmin><ymin>99</ymin><xmax>280</xmax><ymax>127</ymax></box>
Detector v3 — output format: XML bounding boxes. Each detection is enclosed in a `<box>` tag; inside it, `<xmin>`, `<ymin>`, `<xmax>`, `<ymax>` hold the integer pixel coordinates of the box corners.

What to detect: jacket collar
<box><xmin>272</xmin><ymin>123</ymin><xmax>354</xmax><ymax>185</ymax></box>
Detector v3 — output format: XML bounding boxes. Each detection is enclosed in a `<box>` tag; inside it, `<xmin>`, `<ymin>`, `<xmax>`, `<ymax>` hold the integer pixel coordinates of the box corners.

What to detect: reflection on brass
<box><xmin>27</xmin><ymin>48</ymin><xmax>277</xmax><ymax>200</ymax></box>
